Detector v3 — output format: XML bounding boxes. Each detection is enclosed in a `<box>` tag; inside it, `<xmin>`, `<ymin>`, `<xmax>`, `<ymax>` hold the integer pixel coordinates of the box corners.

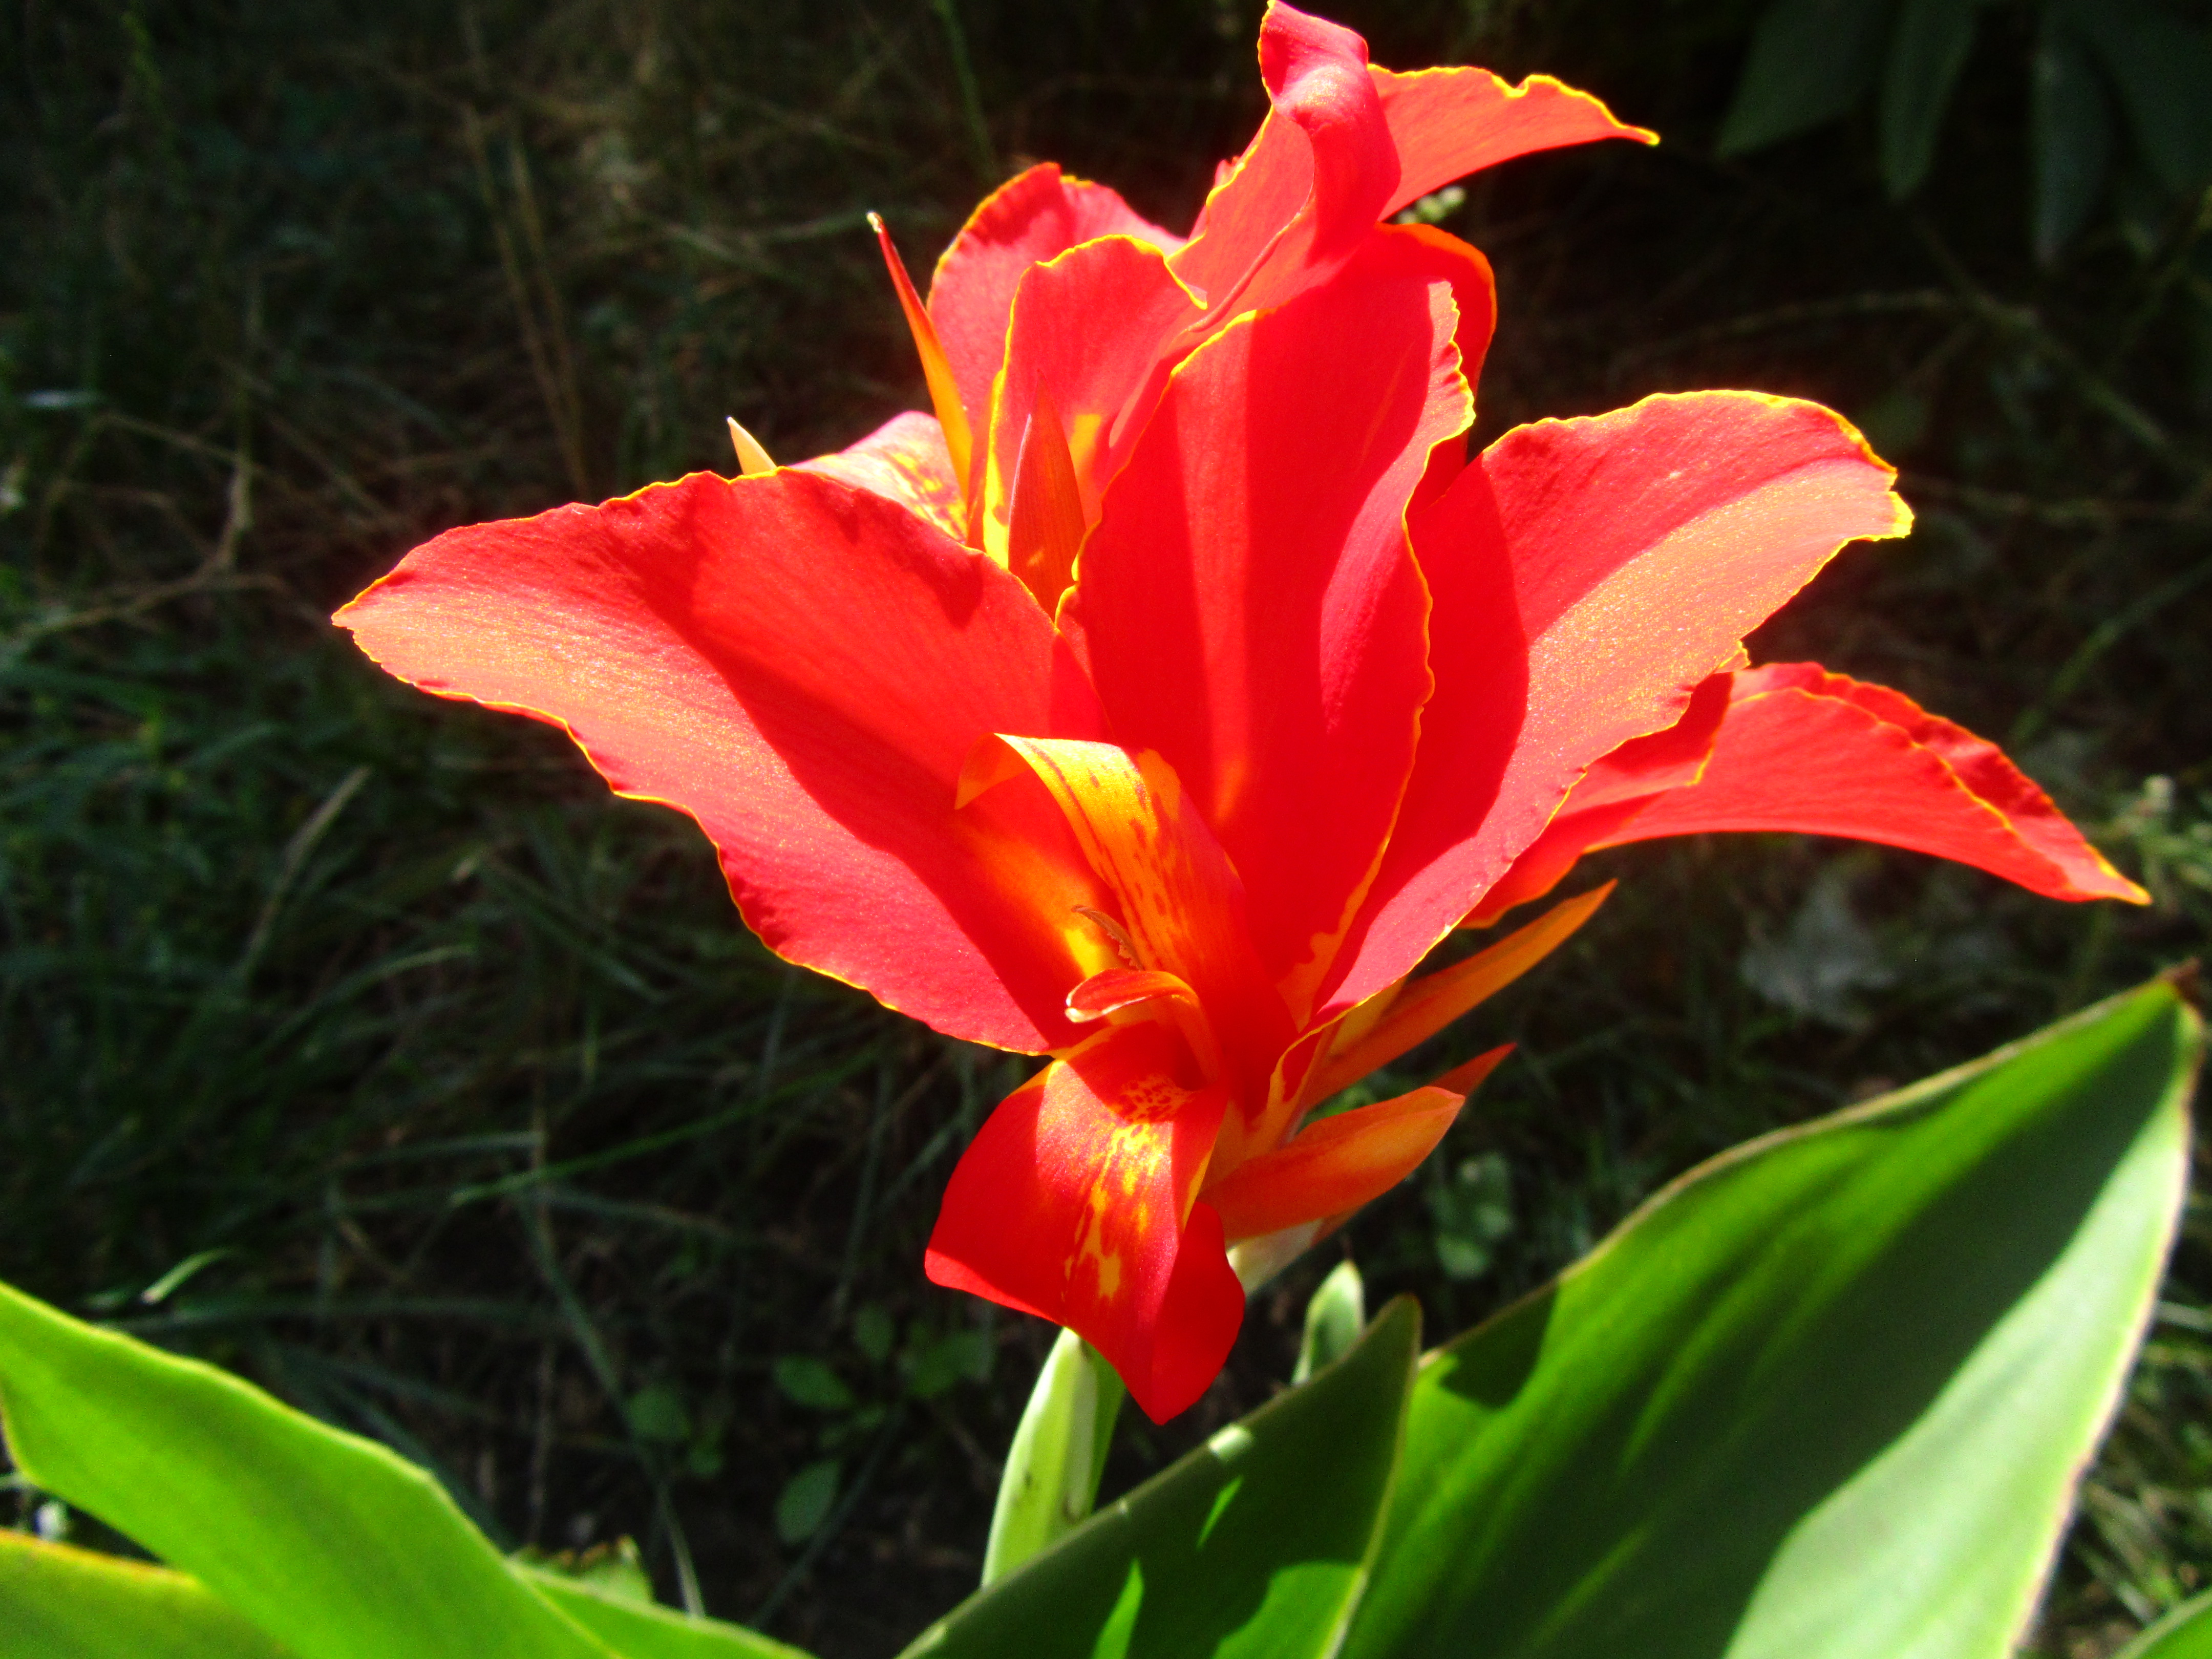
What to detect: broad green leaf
<box><xmin>0</xmin><ymin>1278</ymin><xmax>615</xmax><ymax>1659</ymax></box>
<box><xmin>1346</xmin><ymin>977</ymin><xmax>2200</xmax><ymax>1659</ymax></box>
<box><xmin>2116</xmin><ymin>1587</ymin><xmax>2212</xmax><ymax>1659</ymax></box>
<box><xmin>519</xmin><ymin>1568</ymin><xmax>814</xmax><ymax>1659</ymax></box>
<box><xmin>1717</xmin><ymin>0</ymin><xmax>1895</xmax><ymax>157</ymax></box>
<box><xmin>0</xmin><ymin>1530</ymin><xmax>292</xmax><ymax>1659</ymax></box>
<box><xmin>982</xmin><ymin>1327</ymin><xmax>1126</xmax><ymax>1586</ymax></box>
<box><xmin>2067</xmin><ymin>0</ymin><xmax>2212</xmax><ymax>198</ymax></box>
<box><xmin>905</xmin><ymin>1296</ymin><xmax>1422</xmax><ymax>1659</ymax></box>
<box><xmin>1293</xmin><ymin>1259</ymin><xmax>1365</xmax><ymax>1385</ymax></box>
<box><xmin>1879</xmin><ymin>0</ymin><xmax>1980</xmax><ymax>197</ymax></box>
<box><xmin>2032</xmin><ymin>10</ymin><xmax>2116</xmax><ymax>263</ymax></box>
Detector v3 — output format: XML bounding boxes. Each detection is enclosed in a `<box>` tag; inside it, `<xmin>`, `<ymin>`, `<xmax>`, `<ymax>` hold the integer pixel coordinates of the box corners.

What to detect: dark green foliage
<box><xmin>2</xmin><ymin>1</ymin><xmax>2208</xmax><ymax>1654</ymax></box>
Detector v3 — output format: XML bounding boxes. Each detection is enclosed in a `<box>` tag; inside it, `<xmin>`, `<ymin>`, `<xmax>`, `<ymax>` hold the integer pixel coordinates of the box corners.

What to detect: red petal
<box><xmin>1204</xmin><ymin>1083</ymin><xmax>1463</xmax><ymax>1241</ymax></box>
<box><xmin>980</xmin><ymin>236</ymin><xmax>1205</xmax><ymax>565</ymax></box>
<box><xmin>928</xmin><ymin>163</ymin><xmax>1183</xmax><ymax>463</ymax></box>
<box><xmin>1372</xmin><ymin>66</ymin><xmax>1657</xmax><ymax>219</ymax></box>
<box><xmin>1072</xmin><ymin>230</ymin><xmax>1476</xmax><ymax>1019</ymax></box>
<box><xmin>796</xmin><ymin>410</ymin><xmax>965</xmax><ymax>542</ymax></box>
<box><xmin>924</xmin><ymin>1021</ymin><xmax>1243</xmax><ymax>1422</ymax></box>
<box><xmin>1460</xmin><ymin>671</ymin><xmax>1733</xmax><ymax>925</ymax></box>
<box><xmin>335</xmin><ymin>469</ymin><xmax>1116</xmax><ymax>1053</ymax></box>
<box><xmin>1329</xmin><ymin>392</ymin><xmax>1912</xmax><ymax>1012</ymax></box>
<box><xmin>1597</xmin><ymin>664</ymin><xmax>2148</xmax><ymax>902</ymax></box>
<box><xmin>1172</xmin><ymin>4</ymin><xmax>1399</xmax><ymax>318</ymax></box>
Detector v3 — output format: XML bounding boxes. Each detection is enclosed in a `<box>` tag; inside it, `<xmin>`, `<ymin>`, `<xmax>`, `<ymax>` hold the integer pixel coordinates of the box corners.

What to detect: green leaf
<box><xmin>904</xmin><ymin>1328</ymin><xmax>993</xmax><ymax>1399</ymax></box>
<box><xmin>626</xmin><ymin>1382</ymin><xmax>692</xmax><ymax>1444</ymax></box>
<box><xmin>771</xmin><ymin>1355</ymin><xmax>854</xmax><ymax>1412</ymax></box>
<box><xmin>1294</xmin><ymin>1260</ymin><xmax>1366</xmax><ymax>1385</ymax></box>
<box><xmin>0</xmin><ymin>1277</ymin><xmax>615</xmax><ymax>1659</ymax></box>
<box><xmin>1345</xmin><ymin>976</ymin><xmax>2200</xmax><ymax>1659</ymax></box>
<box><xmin>905</xmin><ymin>1296</ymin><xmax>1422</xmax><ymax>1659</ymax></box>
<box><xmin>2116</xmin><ymin>1586</ymin><xmax>2212</xmax><ymax>1658</ymax></box>
<box><xmin>519</xmin><ymin>1568</ymin><xmax>816</xmax><ymax>1659</ymax></box>
<box><xmin>2066</xmin><ymin>0</ymin><xmax>2212</xmax><ymax>198</ymax></box>
<box><xmin>1717</xmin><ymin>0</ymin><xmax>1896</xmax><ymax>158</ymax></box>
<box><xmin>2033</xmin><ymin>10</ymin><xmax>2116</xmax><ymax>263</ymax></box>
<box><xmin>0</xmin><ymin>1530</ymin><xmax>293</xmax><ymax>1659</ymax></box>
<box><xmin>1879</xmin><ymin>0</ymin><xmax>1980</xmax><ymax>197</ymax></box>
<box><xmin>853</xmin><ymin>1304</ymin><xmax>897</xmax><ymax>1366</ymax></box>
<box><xmin>774</xmin><ymin>1459</ymin><xmax>841</xmax><ymax>1545</ymax></box>
<box><xmin>982</xmin><ymin>1327</ymin><xmax>1126</xmax><ymax>1586</ymax></box>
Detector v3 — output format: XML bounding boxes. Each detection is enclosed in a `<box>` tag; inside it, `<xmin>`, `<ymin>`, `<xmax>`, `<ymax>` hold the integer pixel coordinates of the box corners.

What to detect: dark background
<box><xmin>3</xmin><ymin>1</ymin><xmax>2208</xmax><ymax>1653</ymax></box>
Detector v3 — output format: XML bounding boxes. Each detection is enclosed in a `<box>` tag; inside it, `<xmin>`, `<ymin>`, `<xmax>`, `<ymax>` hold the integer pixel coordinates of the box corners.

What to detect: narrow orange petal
<box><xmin>1428</xmin><ymin>1041</ymin><xmax>1514</xmax><ymax>1097</ymax></box>
<box><xmin>1204</xmin><ymin>1084</ymin><xmax>1462</xmax><ymax>1242</ymax></box>
<box><xmin>870</xmin><ymin>212</ymin><xmax>975</xmax><ymax>507</ymax></box>
<box><xmin>1306</xmin><ymin>882</ymin><xmax>1611</xmax><ymax>1102</ymax></box>
<box><xmin>1005</xmin><ymin>385</ymin><xmax>1087</xmax><ymax>612</ymax></box>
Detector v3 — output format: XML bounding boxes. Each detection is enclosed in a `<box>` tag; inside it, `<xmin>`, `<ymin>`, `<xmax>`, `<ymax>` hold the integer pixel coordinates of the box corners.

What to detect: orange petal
<box><xmin>923</xmin><ymin>1020</ymin><xmax>1242</xmax><ymax>1423</ymax></box>
<box><xmin>871</xmin><ymin>213</ymin><xmax>975</xmax><ymax>506</ymax></box>
<box><xmin>1429</xmin><ymin>1041</ymin><xmax>1514</xmax><ymax>1097</ymax></box>
<box><xmin>1204</xmin><ymin>1084</ymin><xmax>1464</xmax><ymax>1242</ymax></box>
<box><xmin>1306</xmin><ymin>883</ymin><xmax>1610</xmax><ymax>1102</ymax></box>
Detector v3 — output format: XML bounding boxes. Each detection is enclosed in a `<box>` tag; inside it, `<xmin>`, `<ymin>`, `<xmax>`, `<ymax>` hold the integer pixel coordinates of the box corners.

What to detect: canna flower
<box><xmin>336</xmin><ymin>4</ymin><xmax>2143</xmax><ymax>1421</ymax></box>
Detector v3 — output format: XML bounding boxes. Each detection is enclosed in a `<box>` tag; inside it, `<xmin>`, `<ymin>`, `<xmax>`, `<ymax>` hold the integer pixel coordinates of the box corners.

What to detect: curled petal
<box><xmin>336</xmin><ymin>470</ymin><xmax>1113</xmax><ymax>1053</ymax></box>
<box><xmin>1173</xmin><ymin>3</ymin><xmax>1398</xmax><ymax>317</ymax></box>
<box><xmin>1205</xmin><ymin>1083</ymin><xmax>1467</xmax><ymax>1242</ymax></box>
<box><xmin>1067</xmin><ymin>967</ymin><xmax>1200</xmax><ymax>1023</ymax></box>
<box><xmin>928</xmin><ymin>163</ymin><xmax>1183</xmax><ymax>456</ymax></box>
<box><xmin>924</xmin><ymin>1022</ymin><xmax>1242</xmax><ymax>1423</ymax></box>
<box><xmin>1597</xmin><ymin>665</ymin><xmax>2148</xmax><ymax>902</ymax></box>
<box><xmin>1329</xmin><ymin>392</ymin><xmax>1912</xmax><ymax>1014</ymax></box>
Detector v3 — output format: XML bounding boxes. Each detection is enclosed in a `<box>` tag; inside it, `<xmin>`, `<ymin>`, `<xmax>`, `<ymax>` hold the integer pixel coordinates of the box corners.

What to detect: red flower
<box><xmin>336</xmin><ymin>4</ymin><xmax>2143</xmax><ymax>1420</ymax></box>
